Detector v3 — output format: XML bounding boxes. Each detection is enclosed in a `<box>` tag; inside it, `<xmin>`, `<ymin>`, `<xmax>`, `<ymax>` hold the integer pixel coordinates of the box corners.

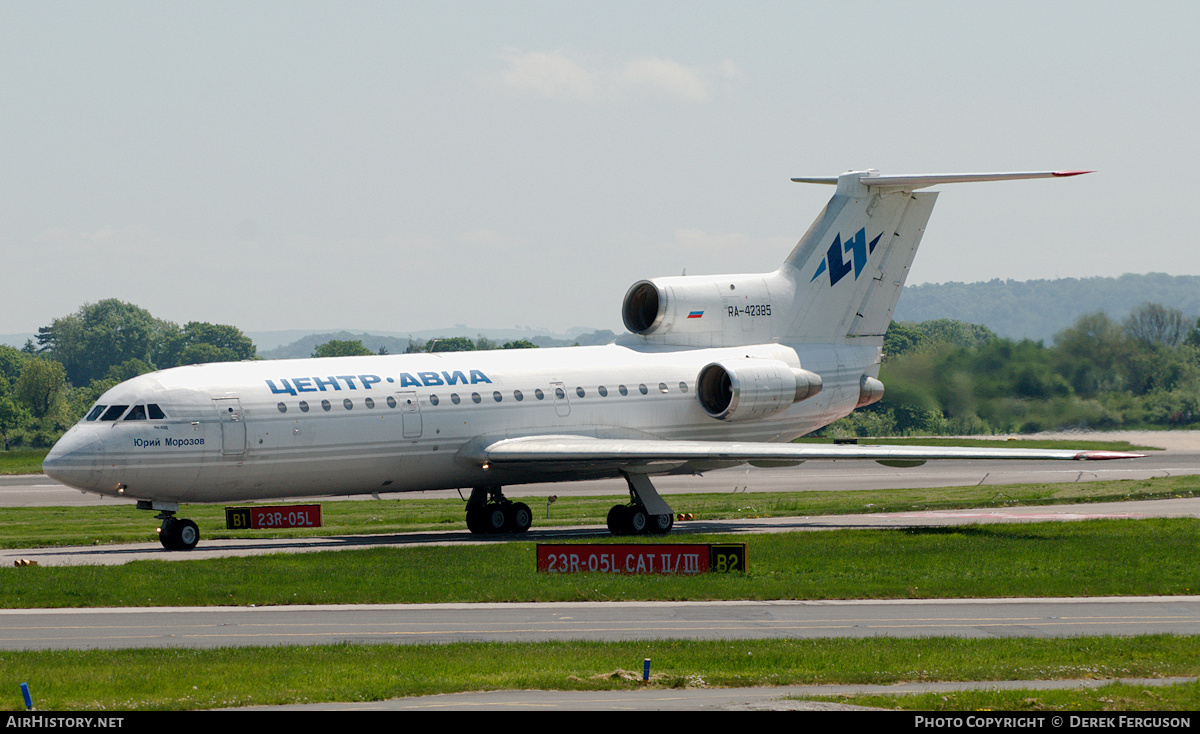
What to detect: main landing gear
<box><xmin>465</xmin><ymin>487</ymin><xmax>533</xmax><ymax>535</ymax></box>
<box><xmin>138</xmin><ymin>501</ymin><xmax>200</xmax><ymax>551</ymax></box>
<box><xmin>606</xmin><ymin>472</ymin><xmax>675</xmax><ymax>536</ymax></box>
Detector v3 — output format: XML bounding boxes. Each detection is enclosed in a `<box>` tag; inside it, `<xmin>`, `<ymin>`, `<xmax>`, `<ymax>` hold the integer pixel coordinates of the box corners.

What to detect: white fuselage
<box><xmin>44</xmin><ymin>338</ymin><xmax>878</xmax><ymax>504</ymax></box>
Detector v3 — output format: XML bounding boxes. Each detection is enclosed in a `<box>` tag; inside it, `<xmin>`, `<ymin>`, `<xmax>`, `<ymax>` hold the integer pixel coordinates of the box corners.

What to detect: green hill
<box><xmin>894</xmin><ymin>273</ymin><xmax>1200</xmax><ymax>344</ymax></box>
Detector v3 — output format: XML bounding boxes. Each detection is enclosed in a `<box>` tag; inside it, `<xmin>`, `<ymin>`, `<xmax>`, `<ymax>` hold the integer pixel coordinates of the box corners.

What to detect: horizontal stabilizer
<box><xmin>791</xmin><ymin>170</ymin><xmax>1093</xmax><ymax>189</ymax></box>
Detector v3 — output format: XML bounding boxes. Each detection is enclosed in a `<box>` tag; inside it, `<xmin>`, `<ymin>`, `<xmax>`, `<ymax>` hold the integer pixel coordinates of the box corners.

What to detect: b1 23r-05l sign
<box><xmin>225</xmin><ymin>504</ymin><xmax>322</xmax><ymax>530</ymax></box>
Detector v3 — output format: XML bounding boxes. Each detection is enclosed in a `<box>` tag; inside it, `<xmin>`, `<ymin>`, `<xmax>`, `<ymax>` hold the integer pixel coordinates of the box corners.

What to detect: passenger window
<box><xmin>575</xmin><ymin>387</ymin><xmax>585</xmax><ymax>398</ymax></box>
<box><xmin>679</xmin><ymin>382</ymin><xmax>688</xmax><ymax>393</ymax></box>
<box><xmin>277</xmin><ymin>403</ymin><xmax>287</xmax><ymax>413</ymax></box>
<box><xmin>472</xmin><ymin>393</ymin><xmax>482</xmax><ymax>404</ymax></box>
<box><xmin>493</xmin><ymin>391</ymin><xmax>502</xmax><ymax>402</ymax></box>
<box><xmin>387</xmin><ymin>396</ymin><xmax>397</xmax><ymax>408</ymax></box>
<box><xmin>343</xmin><ymin>398</ymin><xmax>353</xmax><ymax>410</ymax></box>
<box><xmin>659</xmin><ymin>383</ymin><xmax>669</xmax><ymax>393</ymax></box>
<box><xmin>638</xmin><ymin>384</ymin><xmax>648</xmax><ymax>395</ymax></box>
<box><xmin>451</xmin><ymin>393</ymin><xmax>461</xmax><ymax>405</ymax></box>
<box><xmin>321</xmin><ymin>400</ymin><xmax>332</xmax><ymax>411</ymax></box>
<box><xmin>514</xmin><ymin>390</ymin><xmax>523</xmax><ymax>401</ymax></box>
<box><xmin>429</xmin><ymin>395</ymin><xmax>439</xmax><ymax>406</ymax></box>
<box><xmin>365</xmin><ymin>397</ymin><xmax>375</xmax><ymax>408</ymax></box>
<box><xmin>300</xmin><ymin>401</ymin><xmax>310</xmax><ymax>412</ymax></box>
<box><xmin>148</xmin><ymin>404</ymin><xmax>166</xmax><ymax>420</ymax></box>
<box><xmin>619</xmin><ymin>385</ymin><xmax>628</xmax><ymax>396</ymax></box>
<box><xmin>86</xmin><ymin>405</ymin><xmax>106</xmax><ymax>421</ymax></box>
<box><xmin>535</xmin><ymin>389</ymin><xmax>544</xmax><ymax>400</ymax></box>
<box><xmin>101</xmin><ymin>405</ymin><xmax>129</xmax><ymax>421</ymax></box>
<box><xmin>598</xmin><ymin>386</ymin><xmax>608</xmax><ymax>397</ymax></box>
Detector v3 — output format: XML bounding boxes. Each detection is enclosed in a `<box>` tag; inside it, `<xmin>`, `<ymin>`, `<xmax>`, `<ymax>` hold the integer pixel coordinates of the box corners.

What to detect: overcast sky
<box><xmin>2</xmin><ymin>1</ymin><xmax>1197</xmax><ymax>337</ymax></box>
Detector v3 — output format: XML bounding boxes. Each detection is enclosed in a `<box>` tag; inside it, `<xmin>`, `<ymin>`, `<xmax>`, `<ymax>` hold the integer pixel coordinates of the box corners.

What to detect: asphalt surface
<box><xmin>5</xmin><ymin>596</ymin><xmax>1200</xmax><ymax>651</ymax></box>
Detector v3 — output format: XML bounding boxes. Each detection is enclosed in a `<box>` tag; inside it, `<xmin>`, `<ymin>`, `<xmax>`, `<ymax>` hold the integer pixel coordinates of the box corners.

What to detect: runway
<box><xmin>4</xmin><ymin>596</ymin><xmax>1200</xmax><ymax>651</ymax></box>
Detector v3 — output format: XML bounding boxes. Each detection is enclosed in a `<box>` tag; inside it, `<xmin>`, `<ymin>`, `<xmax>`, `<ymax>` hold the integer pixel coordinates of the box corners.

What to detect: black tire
<box><xmin>466</xmin><ymin>506</ymin><xmax>486</xmax><ymax>534</ymax></box>
<box><xmin>627</xmin><ymin>506</ymin><xmax>648</xmax><ymax>535</ymax></box>
<box><xmin>158</xmin><ymin>518</ymin><xmax>179</xmax><ymax>550</ymax></box>
<box><xmin>176</xmin><ymin>519</ymin><xmax>200</xmax><ymax>550</ymax></box>
<box><xmin>648</xmin><ymin>513</ymin><xmax>674</xmax><ymax>535</ymax></box>
<box><xmin>607</xmin><ymin>505</ymin><xmax>630</xmax><ymax>535</ymax></box>
<box><xmin>485</xmin><ymin>505</ymin><xmax>508</xmax><ymax>534</ymax></box>
<box><xmin>510</xmin><ymin>502</ymin><xmax>533</xmax><ymax>533</ymax></box>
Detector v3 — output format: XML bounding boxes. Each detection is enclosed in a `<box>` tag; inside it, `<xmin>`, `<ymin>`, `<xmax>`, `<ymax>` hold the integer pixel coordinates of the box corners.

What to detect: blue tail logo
<box><xmin>810</xmin><ymin>229</ymin><xmax>883</xmax><ymax>287</ymax></box>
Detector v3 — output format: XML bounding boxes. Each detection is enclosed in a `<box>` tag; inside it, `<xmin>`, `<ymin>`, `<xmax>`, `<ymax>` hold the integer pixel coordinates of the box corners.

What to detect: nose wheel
<box><xmin>158</xmin><ymin>516</ymin><xmax>200</xmax><ymax>551</ymax></box>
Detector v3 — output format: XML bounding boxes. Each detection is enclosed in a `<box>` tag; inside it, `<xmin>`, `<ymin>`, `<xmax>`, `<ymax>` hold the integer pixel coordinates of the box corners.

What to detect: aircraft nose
<box><xmin>42</xmin><ymin>429</ymin><xmax>104</xmax><ymax>491</ymax></box>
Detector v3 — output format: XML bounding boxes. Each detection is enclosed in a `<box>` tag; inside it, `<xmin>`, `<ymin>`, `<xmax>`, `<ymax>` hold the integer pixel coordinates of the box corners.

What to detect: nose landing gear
<box><xmin>158</xmin><ymin>516</ymin><xmax>200</xmax><ymax>551</ymax></box>
<box><xmin>138</xmin><ymin>501</ymin><xmax>201</xmax><ymax>550</ymax></box>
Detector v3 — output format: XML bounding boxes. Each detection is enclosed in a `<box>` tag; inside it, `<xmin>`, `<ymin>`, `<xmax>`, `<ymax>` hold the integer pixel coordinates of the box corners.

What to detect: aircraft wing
<box><xmin>463</xmin><ymin>435</ymin><xmax>1144</xmax><ymax>472</ymax></box>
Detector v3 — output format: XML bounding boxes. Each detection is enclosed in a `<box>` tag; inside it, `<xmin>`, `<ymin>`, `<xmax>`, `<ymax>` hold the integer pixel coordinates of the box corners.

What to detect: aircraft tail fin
<box><xmin>776</xmin><ymin>170</ymin><xmax>1090</xmax><ymax>343</ymax></box>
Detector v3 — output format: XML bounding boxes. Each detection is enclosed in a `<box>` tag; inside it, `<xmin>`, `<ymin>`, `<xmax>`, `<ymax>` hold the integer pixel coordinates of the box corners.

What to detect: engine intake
<box><xmin>696</xmin><ymin>359</ymin><xmax>823</xmax><ymax>422</ymax></box>
<box><xmin>622</xmin><ymin>280</ymin><xmax>666</xmax><ymax>335</ymax></box>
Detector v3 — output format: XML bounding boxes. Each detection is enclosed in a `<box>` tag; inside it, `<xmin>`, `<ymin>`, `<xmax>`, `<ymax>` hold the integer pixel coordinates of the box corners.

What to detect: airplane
<box><xmin>42</xmin><ymin>169</ymin><xmax>1141</xmax><ymax>550</ymax></box>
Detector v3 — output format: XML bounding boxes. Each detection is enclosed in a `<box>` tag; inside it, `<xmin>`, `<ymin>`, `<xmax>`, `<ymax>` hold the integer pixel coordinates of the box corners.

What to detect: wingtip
<box><xmin>1073</xmin><ymin>450</ymin><xmax>1146</xmax><ymax>460</ymax></box>
<box><xmin>1052</xmin><ymin>170</ymin><xmax>1095</xmax><ymax>177</ymax></box>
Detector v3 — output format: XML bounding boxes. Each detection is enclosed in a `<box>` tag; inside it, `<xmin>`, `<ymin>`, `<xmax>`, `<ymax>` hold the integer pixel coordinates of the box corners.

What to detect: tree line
<box><xmin>1</xmin><ymin>300</ymin><xmax>257</xmax><ymax>448</ymax></box>
<box><xmin>825</xmin><ymin>303</ymin><xmax>1200</xmax><ymax>437</ymax></box>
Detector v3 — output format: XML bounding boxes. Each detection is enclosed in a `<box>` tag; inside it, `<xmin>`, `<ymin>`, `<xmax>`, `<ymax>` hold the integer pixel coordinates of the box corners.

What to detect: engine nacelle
<box><xmin>622</xmin><ymin>273</ymin><xmax>787</xmax><ymax>347</ymax></box>
<box><xmin>696</xmin><ymin>359</ymin><xmax>823</xmax><ymax>422</ymax></box>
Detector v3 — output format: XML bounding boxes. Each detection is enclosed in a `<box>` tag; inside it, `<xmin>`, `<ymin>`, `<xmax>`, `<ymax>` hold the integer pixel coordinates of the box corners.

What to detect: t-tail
<box><xmin>620</xmin><ymin>170</ymin><xmax>1090</xmax><ymax>349</ymax></box>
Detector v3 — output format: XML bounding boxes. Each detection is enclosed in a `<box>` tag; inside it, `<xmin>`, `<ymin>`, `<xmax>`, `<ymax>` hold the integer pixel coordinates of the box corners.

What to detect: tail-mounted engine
<box><xmin>696</xmin><ymin>358</ymin><xmax>823</xmax><ymax>422</ymax></box>
<box><xmin>622</xmin><ymin>274</ymin><xmax>787</xmax><ymax>347</ymax></box>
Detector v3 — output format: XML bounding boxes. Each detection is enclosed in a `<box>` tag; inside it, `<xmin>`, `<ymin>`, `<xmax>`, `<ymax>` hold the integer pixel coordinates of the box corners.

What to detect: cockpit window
<box><xmin>148</xmin><ymin>404</ymin><xmax>166</xmax><ymax>420</ymax></box>
<box><xmin>86</xmin><ymin>405</ymin><xmax>106</xmax><ymax>421</ymax></box>
<box><xmin>100</xmin><ymin>405</ymin><xmax>129</xmax><ymax>421</ymax></box>
<box><xmin>124</xmin><ymin>405</ymin><xmax>147</xmax><ymax>421</ymax></box>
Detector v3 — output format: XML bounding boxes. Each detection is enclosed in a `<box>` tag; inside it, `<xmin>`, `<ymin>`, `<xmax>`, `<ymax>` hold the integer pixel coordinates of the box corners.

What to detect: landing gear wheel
<box><xmin>464</xmin><ymin>488</ymin><xmax>535</xmax><ymax>535</ymax></box>
<box><xmin>466</xmin><ymin>507</ymin><xmax>486</xmax><ymax>534</ymax></box>
<box><xmin>509</xmin><ymin>502</ymin><xmax>533</xmax><ymax>533</ymax></box>
<box><xmin>159</xmin><ymin>517</ymin><xmax>200</xmax><ymax>551</ymax></box>
<box><xmin>627</xmin><ymin>506</ymin><xmax>648</xmax><ymax>535</ymax></box>
<box><xmin>648</xmin><ymin>513</ymin><xmax>674</xmax><ymax>535</ymax></box>
<box><xmin>485</xmin><ymin>505</ymin><xmax>508</xmax><ymax>534</ymax></box>
<box><xmin>607</xmin><ymin>504</ymin><xmax>650</xmax><ymax>536</ymax></box>
<box><xmin>607</xmin><ymin>505</ymin><xmax>630</xmax><ymax>535</ymax></box>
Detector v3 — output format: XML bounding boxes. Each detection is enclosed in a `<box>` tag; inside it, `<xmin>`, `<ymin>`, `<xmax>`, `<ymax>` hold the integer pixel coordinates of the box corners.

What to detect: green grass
<box><xmin>4</xmin><ymin>519</ymin><xmax>1198</xmax><ymax>608</ymax></box>
<box><xmin>0</xmin><ymin>448</ymin><xmax>48</xmax><ymax>475</ymax></box>
<box><xmin>4</xmin><ymin>636</ymin><xmax>1197</xmax><ymax>711</ymax></box>
<box><xmin>5</xmin><ymin>473</ymin><xmax>1199</xmax><ymax>549</ymax></box>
